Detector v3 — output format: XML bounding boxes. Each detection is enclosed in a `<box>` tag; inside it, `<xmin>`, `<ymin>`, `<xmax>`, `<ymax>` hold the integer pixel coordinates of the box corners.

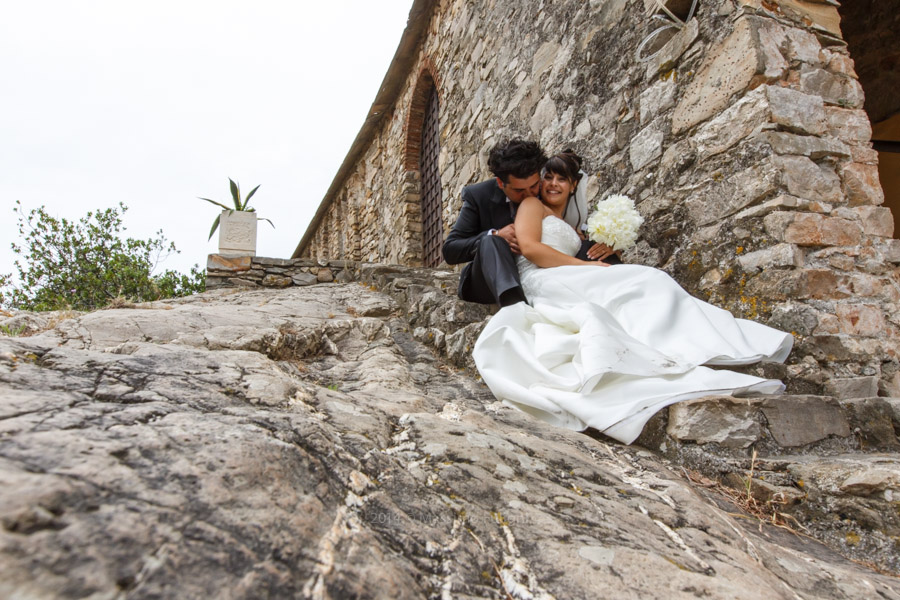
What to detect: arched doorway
<box><xmin>838</xmin><ymin>0</ymin><xmax>900</xmax><ymax>236</ymax></box>
<box><xmin>404</xmin><ymin>63</ymin><xmax>443</xmax><ymax>268</ymax></box>
<box><xmin>419</xmin><ymin>86</ymin><xmax>442</xmax><ymax>267</ymax></box>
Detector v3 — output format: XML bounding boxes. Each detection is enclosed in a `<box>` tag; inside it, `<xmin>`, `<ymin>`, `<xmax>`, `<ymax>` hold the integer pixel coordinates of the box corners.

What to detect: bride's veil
<box><xmin>562</xmin><ymin>169</ymin><xmax>589</xmax><ymax>233</ymax></box>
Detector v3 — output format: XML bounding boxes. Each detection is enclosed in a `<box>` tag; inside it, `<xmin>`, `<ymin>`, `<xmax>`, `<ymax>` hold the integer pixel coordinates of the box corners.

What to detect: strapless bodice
<box><xmin>517</xmin><ymin>216</ymin><xmax>582</xmax><ymax>296</ymax></box>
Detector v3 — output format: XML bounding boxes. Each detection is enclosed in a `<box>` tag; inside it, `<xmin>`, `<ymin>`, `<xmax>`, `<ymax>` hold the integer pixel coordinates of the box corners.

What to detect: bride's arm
<box><xmin>516</xmin><ymin>197</ymin><xmax>600</xmax><ymax>267</ymax></box>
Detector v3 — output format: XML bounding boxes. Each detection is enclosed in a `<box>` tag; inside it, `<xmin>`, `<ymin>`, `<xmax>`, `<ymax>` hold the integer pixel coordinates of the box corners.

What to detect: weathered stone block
<box><xmin>203</xmin><ymin>277</ymin><xmax>228</xmax><ymax>290</ymax></box>
<box><xmin>835</xmin><ymin>304</ymin><xmax>886</xmax><ymax>337</ymax></box>
<box><xmin>883</xmin><ymin>240</ymin><xmax>900</xmax><ymax>264</ymax></box>
<box><xmin>317</xmin><ymin>268</ymin><xmax>334</xmax><ymax>283</ymax></box>
<box><xmin>733</xmin><ymin>194</ymin><xmax>814</xmax><ymax>221</ymax></box>
<box><xmin>777</xmin><ymin>155</ymin><xmax>842</xmax><ymax>203</ymax></box>
<box><xmin>840</xmin><ymin>162</ymin><xmax>885</xmax><ymax>206</ymax></box>
<box><xmin>327</xmin><ymin>260</ymin><xmax>353</xmax><ymax>269</ymax></box>
<box><xmin>292</xmin><ymin>259</ymin><xmax>319</xmax><ymax>268</ymax></box>
<box><xmin>291</xmin><ymin>272</ymin><xmax>318</xmax><ymax>286</ymax></box>
<box><xmin>207</xmin><ymin>254</ymin><xmax>252</xmax><ymax>273</ymax></box>
<box><xmin>840</xmin><ymin>398</ymin><xmax>900</xmax><ymax>450</ymax></box>
<box><xmin>848</xmin><ymin>272</ymin><xmax>892</xmax><ymax>299</ymax></box>
<box><xmin>779</xmin><ymin>0</ymin><xmax>841</xmax><ymax>38</ymax></box>
<box><xmin>824</xmin><ymin>107</ymin><xmax>872</xmax><ymax>142</ymax></box>
<box><xmin>736</xmin><ymin>0</ymin><xmax>841</xmax><ymax>38</ymax></box>
<box><xmin>667</xmin><ymin>396</ymin><xmax>763</xmax><ymax>448</ymax></box>
<box><xmin>886</xmin><ymin>398</ymin><xmax>900</xmax><ymax>427</ymax></box>
<box><xmin>781</xmin><ymin>23</ymin><xmax>823</xmax><ymax>66</ymax></box>
<box><xmin>779</xmin><ymin>212</ymin><xmax>861</xmax><ymax>247</ymax></box>
<box><xmin>691</xmin><ymin>87</ymin><xmax>769</xmax><ymax>159</ymax></box>
<box><xmin>638</xmin><ymin>79</ymin><xmax>676</xmax><ymax>126</ymax></box>
<box><xmin>747</xmin><ymin>269</ymin><xmax>846</xmax><ymax>301</ymax></box>
<box><xmin>827</xmin><ymin>52</ymin><xmax>857</xmax><ymax>78</ymax></box>
<box><xmin>226</xmin><ymin>277</ymin><xmax>260</xmax><ymax>288</ymax></box>
<box><xmin>672</xmin><ymin>18</ymin><xmax>761</xmax><ymax>133</ymax></box>
<box><xmin>755</xmin><ymin>19</ymin><xmax>789</xmax><ymax>79</ymax></box>
<box><xmin>768</xmin><ymin>302</ymin><xmax>819</xmax><ymax>336</ymax></box>
<box><xmin>805</xmin><ymin>333</ymin><xmax>885</xmax><ymax>362</ymax></box>
<box><xmin>335</xmin><ymin>269</ymin><xmax>355</xmax><ymax>283</ymax></box>
<box><xmin>850</xmin><ymin>145</ymin><xmax>878</xmax><ymax>164</ymax></box>
<box><xmin>629</xmin><ymin>125</ymin><xmax>663</xmax><ymax>170</ymax></box>
<box><xmin>800</xmin><ymin>68</ymin><xmax>865</xmax><ymax>108</ymax></box>
<box><xmin>759</xmin><ymin>396</ymin><xmax>850</xmax><ymax>447</ymax></box>
<box><xmin>840</xmin><ymin>468</ymin><xmax>900</xmax><ymax>497</ymax></box>
<box><xmin>530</xmin><ymin>94</ymin><xmax>558</xmax><ymax>137</ymax></box>
<box><xmin>826</xmin><ymin>376</ymin><xmax>880</xmax><ymax>399</ymax></box>
<box><xmin>758</xmin><ymin>131</ymin><xmax>850</xmax><ymax>159</ymax></box>
<box><xmin>261</xmin><ymin>274</ymin><xmax>292</xmax><ymax>288</ymax></box>
<box><xmin>737</xmin><ymin>243</ymin><xmax>803</xmax><ymax>272</ymax></box>
<box><xmin>765</xmin><ymin>86</ymin><xmax>827</xmax><ymax>135</ymax></box>
<box><xmin>688</xmin><ymin>160</ymin><xmax>780</xmax><ymax>225</ymax></box>
<box><xmin>532</xmin><ymin>41</ymin><xmax>560</xmax><ymax>77</ymax></box>
<box><xmin>252</xmin><ymin>257</ymin><xmax>296</xmax><ymax>267</ymax></box>
<box><xmin>854</xmin><ymin>206</ymin><xmax>894</xmax><ymax>238</ymax></box>
<box><xmin>814</xmin><ymin>312</ymin><xmax>840</xmax><ymax>334</ymax></box>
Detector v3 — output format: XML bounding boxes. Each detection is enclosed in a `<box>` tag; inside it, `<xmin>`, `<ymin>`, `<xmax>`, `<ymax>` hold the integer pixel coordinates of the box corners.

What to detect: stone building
<box><xmin>293</xmin><ymin>0</ymin><xmax>900</xmax><ymax>396</ymax></box>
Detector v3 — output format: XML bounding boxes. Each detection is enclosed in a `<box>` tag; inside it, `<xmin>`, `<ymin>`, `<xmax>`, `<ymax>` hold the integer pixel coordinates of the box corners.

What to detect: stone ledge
<box><xmin>640</xmin><ymin>393</ymin><xmax>900</xmax><ymax>459</ymax></box>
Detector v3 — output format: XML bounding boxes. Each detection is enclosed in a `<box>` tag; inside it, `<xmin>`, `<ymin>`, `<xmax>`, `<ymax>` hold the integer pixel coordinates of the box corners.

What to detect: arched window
<box><xmin>420</xmin><ymin>86</ymin><xmax>442</xmax><ymax>267</ymax></box>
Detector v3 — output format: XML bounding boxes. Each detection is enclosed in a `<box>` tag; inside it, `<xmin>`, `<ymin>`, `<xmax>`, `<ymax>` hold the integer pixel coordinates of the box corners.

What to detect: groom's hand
<box><xmin>586</xmin><ymin>242</ymin><xmax>615</xmax><ymax>261</ymax></box>
<box><xmin>495</xmin><ymin>224</ymin><xmax>520</xmax><ymax>254</ymax></box>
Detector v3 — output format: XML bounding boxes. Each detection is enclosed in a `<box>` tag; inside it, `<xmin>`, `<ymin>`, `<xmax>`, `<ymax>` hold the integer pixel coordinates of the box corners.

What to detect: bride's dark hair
<box><xmin>543</xmin><ymin>150</ymin><xmax>584</xmax><ymax>187</ymax></box>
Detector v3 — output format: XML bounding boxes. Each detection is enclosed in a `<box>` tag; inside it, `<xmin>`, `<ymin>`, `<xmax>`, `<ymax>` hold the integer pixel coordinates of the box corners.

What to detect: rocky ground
<box><xmin>1</xmin><ymin>282</ymin><xmax>899</xmax><ymax>599</ymax></box>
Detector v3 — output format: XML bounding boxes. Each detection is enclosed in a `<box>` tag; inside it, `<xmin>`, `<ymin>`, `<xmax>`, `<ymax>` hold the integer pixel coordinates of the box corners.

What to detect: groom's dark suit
<box><xmin>442</xmin><ymin>179</ymin><xmax>524</xmax><ymax>305</ymax></box>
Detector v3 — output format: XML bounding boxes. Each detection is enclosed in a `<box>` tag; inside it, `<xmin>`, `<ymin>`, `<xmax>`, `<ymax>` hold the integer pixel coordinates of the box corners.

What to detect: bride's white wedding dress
<box><xmin>473</xmin><ymin>216</ymin><xmax>793</xmax><ymax>444</ymax></box>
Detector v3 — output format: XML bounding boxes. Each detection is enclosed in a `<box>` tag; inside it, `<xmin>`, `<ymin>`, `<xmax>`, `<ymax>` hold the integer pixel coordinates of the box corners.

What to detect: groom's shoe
<box><xmin>499</xmin><ymin>287</ymin><xmax>526</xmax><ymax>307</ymax></box>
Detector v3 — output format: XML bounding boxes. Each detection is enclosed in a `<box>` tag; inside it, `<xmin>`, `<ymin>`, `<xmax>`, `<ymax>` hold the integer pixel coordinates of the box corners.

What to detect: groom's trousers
<box><xmin>457</xmin><ymin>235</ymin><xmax>526</xmax><ymax>306</ymax></box>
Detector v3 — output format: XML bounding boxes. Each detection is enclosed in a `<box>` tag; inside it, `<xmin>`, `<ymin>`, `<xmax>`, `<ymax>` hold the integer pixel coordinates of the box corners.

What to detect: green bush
<box><xmin>1</xmin><ymin>201</ymin><xmax>205</xmax><ymax>311</ymax></box>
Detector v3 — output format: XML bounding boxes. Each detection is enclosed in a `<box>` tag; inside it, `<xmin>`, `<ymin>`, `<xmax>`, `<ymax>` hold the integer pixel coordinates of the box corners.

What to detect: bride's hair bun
<box><xmin>561</xmin><ymin>149</ymin><xmax>583</xmax><ymax>171</ymax></box>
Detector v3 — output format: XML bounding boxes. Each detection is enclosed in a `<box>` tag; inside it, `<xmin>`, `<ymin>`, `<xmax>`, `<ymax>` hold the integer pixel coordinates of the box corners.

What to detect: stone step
<box><xmin>716</xmin><ymin>452</ymin><xmax>900</xmax><ymax>574</ymax></box>
<box><xmin>639</xmin><ymin>394</ymin><xmax>900</xmax><ymax>457</ymax></box>
<box><xmin>636</xmin><ymin>396</ymin><xmax>900</xmax><ymax>573</ymax></box>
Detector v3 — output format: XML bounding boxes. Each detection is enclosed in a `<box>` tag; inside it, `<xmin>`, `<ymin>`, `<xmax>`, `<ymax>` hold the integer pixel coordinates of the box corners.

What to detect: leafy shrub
<box><xmin>1</xmin><ymin>201</ymin><xmax>205</xmax><ymax>311</ymax></box>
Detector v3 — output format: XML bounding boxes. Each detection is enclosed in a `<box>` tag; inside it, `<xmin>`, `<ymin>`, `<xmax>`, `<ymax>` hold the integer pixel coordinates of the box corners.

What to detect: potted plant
<box><xmin>199</xmin><ymin>178</ymin><xmax>273</xmax><ymax>256</ymax></box>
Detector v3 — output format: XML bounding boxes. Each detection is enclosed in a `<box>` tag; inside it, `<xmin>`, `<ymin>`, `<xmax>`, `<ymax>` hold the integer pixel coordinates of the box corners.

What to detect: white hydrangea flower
<box><xmin>586</xmin><ymin>194</ymin><xmax>644</xmax><ymax>250</ymax></box>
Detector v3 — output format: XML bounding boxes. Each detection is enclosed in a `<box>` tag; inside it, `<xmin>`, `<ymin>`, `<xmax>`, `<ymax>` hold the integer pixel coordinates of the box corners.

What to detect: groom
<box><xmin>442</xmin><ymin>139</ymin><xmax>546</xmax><ymax>306</ymax></box>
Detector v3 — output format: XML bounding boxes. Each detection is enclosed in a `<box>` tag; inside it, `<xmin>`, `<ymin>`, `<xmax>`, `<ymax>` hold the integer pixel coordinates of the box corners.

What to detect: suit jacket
<box><xmin>442</xmin><ymin>179</ymin><xmax>514</xmax><ymax>265</ymax></box>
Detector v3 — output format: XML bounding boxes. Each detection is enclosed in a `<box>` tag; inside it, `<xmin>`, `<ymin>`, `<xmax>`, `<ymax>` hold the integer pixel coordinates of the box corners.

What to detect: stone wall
<box><xmin>297</xmin><ymin>0</ymin><xmax>899</xmax><ymax>395</ymax></box>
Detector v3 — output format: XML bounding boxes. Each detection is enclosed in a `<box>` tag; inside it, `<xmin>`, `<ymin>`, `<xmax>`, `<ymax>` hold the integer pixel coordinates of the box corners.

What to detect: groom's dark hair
<box><xmin>488</xmin><ymin>139</ymin><xmax>548</xmax><ymax>182</ymax></box>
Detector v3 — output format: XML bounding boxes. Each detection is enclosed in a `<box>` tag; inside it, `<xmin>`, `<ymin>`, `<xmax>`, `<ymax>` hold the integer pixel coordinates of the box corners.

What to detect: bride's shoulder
<box><xmin>517</xmin><ymin>196</ymin><xmax>546</xmax><ymax>216</ymax></box>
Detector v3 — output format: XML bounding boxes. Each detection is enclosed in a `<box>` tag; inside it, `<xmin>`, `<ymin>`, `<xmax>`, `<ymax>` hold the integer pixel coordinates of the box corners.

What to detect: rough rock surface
<box><xmin>2</xmin><ymin>283</ymin><xmax>899</xmax><ymax>599</ymax></box>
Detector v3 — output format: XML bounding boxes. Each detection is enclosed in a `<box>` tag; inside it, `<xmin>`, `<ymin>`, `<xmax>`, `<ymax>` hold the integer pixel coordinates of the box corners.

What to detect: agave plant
<box><xmin>199</xmin><ymin>178</ymin><xmax>274</xmax><ymax>240</ymax></box>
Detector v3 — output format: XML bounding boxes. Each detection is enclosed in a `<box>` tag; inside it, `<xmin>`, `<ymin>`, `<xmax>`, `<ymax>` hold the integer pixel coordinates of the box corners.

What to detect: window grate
<box><xmin>421</xmin><ymin>86</ymin><xmax>442</xmax><ymax>268</ymax></box>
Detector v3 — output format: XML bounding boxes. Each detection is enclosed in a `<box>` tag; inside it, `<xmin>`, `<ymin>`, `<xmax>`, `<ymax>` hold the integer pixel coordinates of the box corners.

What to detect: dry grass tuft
<box><xmin>682</xmin><ymin>451</ymin><xmax>806</xmax><ymax>535</ymax></box>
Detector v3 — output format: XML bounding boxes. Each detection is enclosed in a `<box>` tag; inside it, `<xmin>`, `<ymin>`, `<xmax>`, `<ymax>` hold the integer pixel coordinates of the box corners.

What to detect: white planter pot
<box><xmin>217</xmin><ymin>210</ymin><xmax>258</xmax><ymax>256</ymax></box>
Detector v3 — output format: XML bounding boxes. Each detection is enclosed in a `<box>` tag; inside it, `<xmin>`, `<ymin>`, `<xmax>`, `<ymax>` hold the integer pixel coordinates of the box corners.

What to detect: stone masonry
<box><xmin>296</xmin><ymin>1</ymin><xmax>899</xmax><ymax>397</ymax></box>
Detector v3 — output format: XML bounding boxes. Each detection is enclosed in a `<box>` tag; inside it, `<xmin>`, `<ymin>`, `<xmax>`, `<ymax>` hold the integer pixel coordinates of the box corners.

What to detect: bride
<box><xmin>472</xmin><ymin>151</ymin><xmax>793</xmax><ymax>444</ymax></box>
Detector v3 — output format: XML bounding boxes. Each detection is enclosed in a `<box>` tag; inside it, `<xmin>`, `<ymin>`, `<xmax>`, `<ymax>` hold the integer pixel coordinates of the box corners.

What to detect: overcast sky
<box><xmin>1</xmin><ymin>1</ymin><xmax>412</xmax><ymax>281</ymax></box>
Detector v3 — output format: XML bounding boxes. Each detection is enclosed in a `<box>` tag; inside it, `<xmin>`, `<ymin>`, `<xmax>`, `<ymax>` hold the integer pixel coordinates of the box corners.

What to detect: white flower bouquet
<box><xmin>586</xmin><ymin>194</ymin><xmax>644</xmax><ymax>250</ymax></box>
